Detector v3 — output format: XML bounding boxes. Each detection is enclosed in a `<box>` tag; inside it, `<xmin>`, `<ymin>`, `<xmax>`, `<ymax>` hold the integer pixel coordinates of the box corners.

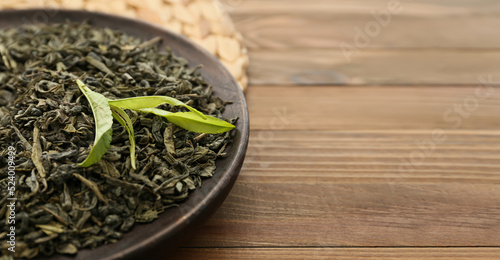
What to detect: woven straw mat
<box><xmin>0</xmin><ymin>0</ymin><xmax>249</xmax><ymax>92</ymax></box>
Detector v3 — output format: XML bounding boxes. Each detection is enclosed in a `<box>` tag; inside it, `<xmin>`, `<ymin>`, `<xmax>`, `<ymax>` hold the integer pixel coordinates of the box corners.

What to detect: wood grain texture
<box><xmin>231</xmin><ymin>0</ymin><xmax>500</xmax><ymax>49</ymax></box>
<box><xmin>235</xmin><ymin>14</ymin><xmax>500</xmax><ymax>49</ymax></box>
<box><xmin>243</xmin><ymin>130</ymin><xmax>500</xmax><ymax>184</ymax></box>
<box><xmin>246</xmin><ymin>86</ymin><xmax>500</xmax><ymax>130</ymax></box>
<box><xmin>178</xmin><ymin>86</ymin><xmax>500</xmax><ymax>249</ymax></box>
<box><xmin>177</xmin><ymin>1</ymin><xmax>500</xmax><ymax>259</ymax></box>
<box><xmin>184</xmin><ymin>182</ymin><xmax>500</xmax><ymax>246</ymax></box>
<box><xmin>229</xmin><ymin>0</ymin><xmax>500</xmax><ymax>85</ymax></box>
<box><xmin>229</xmin><ymin>0</ymin><xmax>500</xmax><ymax>15</ymax></box>
<box><xmin>174</xmin><ymin>248</ymin><xmax>500</xmax><ymax>260</ymax></box>
<box><xmin>248</xmin><ymin>50</ymin><xmax>500</xmax><ymax>85</ymax></box>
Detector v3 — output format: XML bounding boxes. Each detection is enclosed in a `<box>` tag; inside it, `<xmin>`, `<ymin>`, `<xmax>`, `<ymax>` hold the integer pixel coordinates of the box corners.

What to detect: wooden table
<box><xmin>174</xmin><ymin>1</ymin><xmax>500</xmax><ymax>259</ymax></box>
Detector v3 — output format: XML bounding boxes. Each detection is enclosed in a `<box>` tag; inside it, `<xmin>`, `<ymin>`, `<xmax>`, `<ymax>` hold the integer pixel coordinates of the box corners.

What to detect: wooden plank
<box><xmin>182</xmin><ymin>181</ymin><xmax>500</xmax><ymax>247</ymax></box>
<box><xmin>177</xmin><ymin>86</ymin><xmax>500</xmax><ymax>248</ymax></box>
<box><xmin>246</xmin><ymin>86</ymin><xmax>500</xmax><ymax>130</ymax></box>
<box><xmin>229</xmin><ymin>0</ymin><xmax>500</xmax><ymax>49</ymax></box>
<box><xmin>243</xmin><ymin>130</ymin><xmax>500</xmax><ymax>184</ymax></box>
<box><xmin>233</xmin><ymin>13</ymin><xmax>500</xmax><ymax>49</ymax></box>
<box><xmin>247</xmin><ymin>50</ymin><xmax>500</xmax><ymax>85</ymax></box>
<box><xmin>230</xmin><ymin>1</ymin><xmax>500</xmax><ymax>85</ymax></box>
<box><xmin>228</xmin><ymin>0</ymin><xmax>500</xmax><ymax>15</ymax></box>
<box><xmin>175</xmin><ymin>1</ymin><xmax>500</xmax><ymax>257</ymax></box>
<box><xmin>175</xmin><ymin>248</ymin><xmax>500</xmax><ymax>260</ymax></box>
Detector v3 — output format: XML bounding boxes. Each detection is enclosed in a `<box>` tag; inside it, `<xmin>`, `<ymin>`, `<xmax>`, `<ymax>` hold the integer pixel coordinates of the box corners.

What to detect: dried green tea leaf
<box><xmin>63</xmin><ymin>123</ymin><xmax>80</xmax><ymax>134</ymax></box>
<box><xmin>73</xmin><ymin>173</ymin><xmax>109</xmax><ymax>205</ymax></box>
<box><xmin>108</xmin><ymin>96</ymin><xmax>207</xmax><ymax>119</ymax></box>
<box><xmin>26</xmin><ymin>169</ymin><xmax>39</xmax><ymax>194</ymax></box>
<box><xmin>85</xmin><ymin>55</ymin><xmax>114</xmax><ymax>76</ymax></box>
<box><xmin>110</xmin><ymin>105</ymin><xmax>136</xmax><ymax>169</ymax></box>
<box><xmin>56</xmin><ymin>243</ymin><xmax>78</xmax><ymax>255</ymax></box>
<box><xmin>16</xmin><ymin>242</ymin><xmax>38</xmax><ymax>259</ymax></box>
<box><xmin>36</xmin><ymin>223</ymin><xmax>65</xmax><ymax>235</ymax></box>
<box><xmin>163</xmin><ymin>125</ymin><xmax>175</xmax><ymax>155</ymax></box>
<box><xmin>76</xmin><ymin>79</ymin><xmax>114</xmax><ymax>167</ymax></box>
<box><xmin>0</xmin><ymin>43</ymin><xmax>17</xmax><ymax>70</ymax></box>
<box><xmin>31</xmin><ymin>126</ymin><xmax>46</xmax><ymax>177</ymax></box>
<box><xmin>135</xmin><ymin>209</ymin><xmax>159</xmax><ymax>223</ymax></box>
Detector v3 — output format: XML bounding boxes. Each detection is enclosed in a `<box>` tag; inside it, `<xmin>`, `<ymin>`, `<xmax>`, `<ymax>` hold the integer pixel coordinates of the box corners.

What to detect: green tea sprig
<box><xmin>77</xmin><ymin>80</ymin><xmax>114</xmax><ymax>168</ymax></box>
<box><xmin>76</xmin><ymin>79</ymin><xmax>234</xmax><ymax>169</ymax></box>
<box><xmin>110</xmin><ymin>105</ymin><xmax>137</xmax><ymax>169</ymax></box>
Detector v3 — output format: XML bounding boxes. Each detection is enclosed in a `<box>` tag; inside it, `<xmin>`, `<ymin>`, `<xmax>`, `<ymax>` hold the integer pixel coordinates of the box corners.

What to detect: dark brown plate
<box><xmin>0</xmin><ymin>9</ymin><xmax>249</xmax><ymax>260</ymax></box>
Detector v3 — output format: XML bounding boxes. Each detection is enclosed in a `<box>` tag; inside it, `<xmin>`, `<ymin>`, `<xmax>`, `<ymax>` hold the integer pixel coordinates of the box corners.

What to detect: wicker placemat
<box><xmin>0</xmin><ymin>0</ymin><xmax>248</xmax><ymax>92</ymax></box>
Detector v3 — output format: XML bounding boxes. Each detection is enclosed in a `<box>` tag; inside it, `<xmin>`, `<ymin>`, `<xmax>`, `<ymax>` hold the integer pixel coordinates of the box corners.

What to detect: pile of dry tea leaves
<box><xmin>0</xmin><ymin>22</ymin><xmax>235</xmax><ymax>259</ymax></box>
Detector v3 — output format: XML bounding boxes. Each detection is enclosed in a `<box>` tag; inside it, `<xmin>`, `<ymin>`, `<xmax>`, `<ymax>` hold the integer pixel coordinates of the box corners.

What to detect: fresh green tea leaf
<box><xmin>135</xmin><ymin>107</ymin><xmax>172</xmax><ymax>117</ymax></box>
<box><xmin>134</xmin><ymin>108</ymin><xmax>234</xmax><ymax>134</ymax></box>
<box><xmin>76</xmin><ymin>79</ymin><xmax>114</xmax><ymax>167</ymax></box>
<box><xmin>165</xmin><ymin>112</ymin><xmax>235</xmax><ymax>134</ymax></box>
<box><xmin>110</xmin><ymin>105</ymin><xmax>136</xmax><ymax>169</ymax></box>
<box><xmin>108</xmin><ymin>96</ymin><xmax>207</xmax><ymax>119</ymax></box>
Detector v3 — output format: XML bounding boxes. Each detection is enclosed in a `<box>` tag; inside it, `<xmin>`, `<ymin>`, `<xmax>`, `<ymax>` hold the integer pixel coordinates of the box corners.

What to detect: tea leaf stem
<box><xmin>73</xmin><ymin>173</ymin><xmax>109</xmax><ymax>205</ymax></box>
<box><xmin>110</xmin><ymin>106</ymin><xmax>137</xmax><ymax>169</ymax></box>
